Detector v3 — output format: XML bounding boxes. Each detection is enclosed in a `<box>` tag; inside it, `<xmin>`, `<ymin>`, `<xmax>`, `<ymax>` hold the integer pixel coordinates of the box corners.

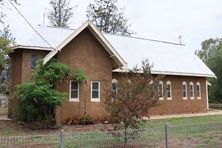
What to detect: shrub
<box><xmin>14</xmin><ymin>59</ymin><xmax>73</xmax><ymax>126</ymax></box>
<box><xmin>63</xmin><ymin>115</ymin><xmax>95</xmax><ymax>125</ymax></box>
<box><xmin>79</xmin><ymin>115</ymin><xmax>94</xmax><ymax>125</ymax></box>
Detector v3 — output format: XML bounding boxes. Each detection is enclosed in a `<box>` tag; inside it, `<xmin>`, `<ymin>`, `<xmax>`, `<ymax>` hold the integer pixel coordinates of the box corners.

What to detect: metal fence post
<box><xmin>60</xmin><ymin>129</ymin><xmax>64</xmax><ymax>148</ymax></box>
<box><xmin>165</xmin><ymin>123</ymin><xmax>168</xmax><ymax>148</ymax></box>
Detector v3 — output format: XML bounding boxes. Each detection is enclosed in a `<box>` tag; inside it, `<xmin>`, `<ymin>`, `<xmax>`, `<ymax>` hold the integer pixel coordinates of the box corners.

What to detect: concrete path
<box><xmin>146</xmin><ymin>109</ymin><xmax>222</xmax><ymax>120</ymax></box>
<box><xmin>0</xmin><ymin>115</ymin><xmax>11</xmax><ymax>121</ymax></box>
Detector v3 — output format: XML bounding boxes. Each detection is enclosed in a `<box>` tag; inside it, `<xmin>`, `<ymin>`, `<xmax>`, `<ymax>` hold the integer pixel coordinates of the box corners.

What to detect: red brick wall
<box><xmin>8</xmin><ymin>49</ymin><xmax>49</xmax><ymax>117</ymax></box>
<box><xmin>8</xmin><ymin>49</ymin><xmax>22</xmax><ymax>117</ymax></box>
<box><xmin>113</xmin><ymin>73</ymin><xmax>208</xmax><ymax>115</ymax></box>
<box><xmin>56</xmin><ymin>28</ymin><xmax>113</xmax><ymax>124</ymax></box>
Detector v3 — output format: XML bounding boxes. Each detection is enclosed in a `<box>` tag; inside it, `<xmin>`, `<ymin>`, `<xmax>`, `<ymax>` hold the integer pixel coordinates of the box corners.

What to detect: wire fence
<box><xmin>0</xmin><ymin>121</ymin><xmax>222</xmax><ymax>148</ymax></box>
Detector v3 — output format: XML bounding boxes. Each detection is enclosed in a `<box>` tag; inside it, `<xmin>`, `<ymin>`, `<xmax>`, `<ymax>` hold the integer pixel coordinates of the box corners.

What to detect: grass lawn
<box><xmin>143</xmin><ymin>114</ymin><xmax>222</xmax><ymax>128</ymax></box>
<box><xmin>142</xmin><ymin>115</ymin><xmax>222</xmax><ymax>147</ymax></box>
<box><xmin>0</xmin><ymin>115</ymin><xmax>222</xmax><ymax>147</ymax></box>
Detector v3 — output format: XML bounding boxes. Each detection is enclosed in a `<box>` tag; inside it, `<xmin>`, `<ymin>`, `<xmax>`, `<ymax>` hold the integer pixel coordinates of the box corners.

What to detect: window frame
<box><xmin>69</xmin><ymin>81</ymin><xmax>79</xmax><ymax>102</ymax></box>
<box><xmin>182</xmin><ymin>81</ymin><xmax>187</xmax><ymax>100</ymax></box>
<box><xmin>190</xmin><ymin>82</ymin><xmax>194</xmax><ymax>99</ymax></box>
<box><xmin>91</xmin><ymin>81</ymin><xmax>100</xmax><ymax>102</ymax></box>
<box><xmin>158</xmin><ymin>81</ymin><xmax>164</xmax><ymax>100</ymax></box>
<box><xmin>196</xmin><ymin>82</ymin><xmax>201</xmax><ymax>99</ymax></box>
<box><xmin>31</xmin><ymin>55</ymin><xmax>38</xmax><ymax>69</ymax></box>
<box><xmin>112</xmin><ymin>79</ymin><xmax>118</xmax><ymax>99</ymax></box>
<box><xmin>166</xmin><ymin>81</ymin><xmax>172</xmax><ymax>100</ymax></box>
<box><xmin>112</xmin><ymin>79</ymin><xmax>118</xmax><ymax>94</ymax></box>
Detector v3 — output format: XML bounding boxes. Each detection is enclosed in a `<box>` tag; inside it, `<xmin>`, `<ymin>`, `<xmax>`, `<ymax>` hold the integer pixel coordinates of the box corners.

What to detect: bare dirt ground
<box><xmin>0</xmin><ymin>120</ymin><xmax>113</xmax><ymax>136</ymax></box>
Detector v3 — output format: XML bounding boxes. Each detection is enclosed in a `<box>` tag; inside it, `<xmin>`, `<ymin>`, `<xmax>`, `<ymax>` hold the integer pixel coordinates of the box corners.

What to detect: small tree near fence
<box><xmin>105</xmin><ymin>60</ymin><xmax>163</xmax><ymax>144</ymax></box>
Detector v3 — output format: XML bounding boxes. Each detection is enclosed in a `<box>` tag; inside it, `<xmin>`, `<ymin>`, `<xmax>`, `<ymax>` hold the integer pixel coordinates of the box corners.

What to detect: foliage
<box><xmin>63</xmin><ymin>115</ymin><xmax>94</xmax><ymax>125</ymax></box>
<box><xmin>48</xmin><ymin>0</ymin><xmax>73</xmax><ymax>27</ymax></box>
<box><xmin>86</xmin><ymin>0</ymin><xmax>132</xmax><ymax>35</ymax></box>
<box><xmin>207</xmin><ymin>48</ymin><xmax>222</xmax><ymax>102</ymax></box>
<box><xmin>73</xmin><ymin>69</ymin><xmax>88</xmax><ymax>83</ymax></box>
<box><xmin>0</xmin><ymin>25</ymin><xmax>15</xmax><ymax>94</ymax></box>
<box><xmin>195</xmin><ymin>38</ymin><xmax>222</xmax><ymax>63</ymax></box>
<box><xmin>106</xmin><ymin>60</ymin><xmax>163</xmax><ymax>133</ymax></box>
<box><xmin>196</xmin><ymin>38</ymin><xmax>222</xmax><ymax>102</ymax></box>
<box><xmin>14</xmin><ymin>59</ymin><xmax>74</xmax><ymax>125</ymax></box>
<box><xmin>32</xmin><ymin>59</ymin><xmax>73</xmax><ymax>86</ymax></box>
<box><xmin>79</xmin><ymin>115</ymin><xmax>94</xmax><ymax>125</ymax></box>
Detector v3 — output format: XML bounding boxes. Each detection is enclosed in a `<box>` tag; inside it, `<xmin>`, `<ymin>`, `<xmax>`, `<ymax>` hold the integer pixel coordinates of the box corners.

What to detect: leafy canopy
<box><xmin>0</xmin><ymin>25</ymin><xmax>15</xmax><ymax>94</ymax></box>
<box><xmin>48</xmin><ymin>0</ymin><xmax>74</xmax><ymax>27</ymax></box>
<box><xmin>32</xmin><ymin>59</ymin><xmax>74</xmax><ymax>85</ymax></box>
<box><xmin>196</xmin><ymin>38</ymin><xmax>222</xmax><ymax>103</ymax></box>
<box><xmin>15</xmin><ymin>59</ymin><xmax>87</xmax><ymax>124</ymax></box>
<box><xmin>86</xmin><ymin>0</ymin><xmax>132</xmax><ymax>35</ymax></box>
<box><xmin>207</xmin><ymin>47</ymin><xmax>222</xmax><ymax>102</ymax></box>
<box><xmin>106</xmin><ymin>60</ymin><xmax>163</xmax><ymax>130</ymax></box>
<box><xmin>195</xmin><ymin>38</ymin><xmax>222</xmax><ymax>63</ymax></box>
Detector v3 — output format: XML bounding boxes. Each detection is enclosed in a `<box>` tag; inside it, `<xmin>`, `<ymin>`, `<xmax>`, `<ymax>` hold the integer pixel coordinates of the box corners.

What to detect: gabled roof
<box><xmin>14</xmin><ymin>26</ymin><xmax>74</xmax><ymax>50</ymax></box>
<box><xmin>43</xmin><ymin>21</ymin><xmax>127</xmax><ymax>68</ymax></box>
<box><xmin>14</xmin><ymin>21</ymin><xmax>216</xmax><ymax>78</ymax></box>
<box><xmin>105</xmin><ymin>34</ymin><xmax>215</xmax><ymax>78</ymax></box>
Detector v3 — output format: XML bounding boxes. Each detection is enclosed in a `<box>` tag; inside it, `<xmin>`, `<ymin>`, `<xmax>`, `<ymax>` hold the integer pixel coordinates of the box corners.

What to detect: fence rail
<box><xmin>0</xmin><ymin>122</ymin><xmax>222</xmax><ymax>148</ymax></box>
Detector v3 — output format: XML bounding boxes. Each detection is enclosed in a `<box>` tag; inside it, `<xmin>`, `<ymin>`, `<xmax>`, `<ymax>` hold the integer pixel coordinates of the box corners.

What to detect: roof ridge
<box><xmin>104</xmin><ymin>33</ymin><xmax>186</xmax><ymax>46</ymax></box>
<box><xmin>40</xmin><ymin>25</ymin><xmax>185</xmax><ymax>46</ymax></box>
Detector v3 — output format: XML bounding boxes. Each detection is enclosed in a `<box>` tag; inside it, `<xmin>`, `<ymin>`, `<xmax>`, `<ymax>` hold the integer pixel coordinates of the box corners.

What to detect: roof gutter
<box><xmin>12</xmin><ymin>45</ymin><xmax>53</xmax><ymax>51</ymax></box>
<box><xmin>112</xmin><ymin>69</ymin><xmax>216</xmax><ymax>78</ymax></box>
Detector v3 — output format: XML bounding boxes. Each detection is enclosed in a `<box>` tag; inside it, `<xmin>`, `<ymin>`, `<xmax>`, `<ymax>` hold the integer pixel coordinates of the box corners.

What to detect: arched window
<box><xmin>166</xmin><ymin>81</ymin><xmax>172</xmax><ymax>100</ymax></box>
<box><xmin>190</xmin><ymin>82</ymin><xmax>194</xmax><ymax>99</ymax></box>
<box><xmin>112</xmin><ymin>79</ymin><xmax>118</xmax><ymax>95</ymax></box>
<box><xmin>197</xmin><ymin>82</ymin><xmax>201</xmax><ymax>99</ymax></box>
<box><xmin>182</xmin><ymin>81</ymin><xmax>187</xmax><ymax>100</ymax></box>
<box><xmin>158</xmin><ymin>81</ymin><xmax>164</xmax><ymax>100</ymax></box>
<box><xmin>149</xmin><ymin>80</ymin><xmax>154</xmax><ymax>91</ymax></box>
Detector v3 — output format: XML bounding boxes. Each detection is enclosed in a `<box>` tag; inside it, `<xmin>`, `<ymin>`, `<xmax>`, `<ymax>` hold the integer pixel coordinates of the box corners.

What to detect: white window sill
<box><xmin>69</xmin><ymin>99</ymin><xmax>80</xmax><ymax>102</ymax></box>
<box><xmin>183</xmin><ymin>97</ymin><xmax>187</xmax><ymax>100</ymax></box>
<box><xmin>91</xmin><ymin>99</ymin><xmax>100</xmax><ymax>102</ymax></box>
<box><xmin>197</xmin><ymin>97</ymin><xmax>201</xmax><ymax>100</ymax></box>
<box><xmin>190</xmin><ymin>97</ymin><xmax>194</xmax><ymax>100</ymax></box>
<box><xmin>167</xmin><ymin>97</ymin><xmax>172</xmax><ymax>100</ymax></box>
<box><xmin>159</xmin><ymin>97</ymin><xmax>164</xmax><ymax>101</ymax></box>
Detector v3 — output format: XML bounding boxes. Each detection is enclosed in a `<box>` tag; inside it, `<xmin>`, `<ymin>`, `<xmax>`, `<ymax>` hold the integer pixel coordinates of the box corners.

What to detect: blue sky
<box><xmin>2</xmin><ymin>0</ymin><xmax>222</xmax><ymax>52</ymax></box>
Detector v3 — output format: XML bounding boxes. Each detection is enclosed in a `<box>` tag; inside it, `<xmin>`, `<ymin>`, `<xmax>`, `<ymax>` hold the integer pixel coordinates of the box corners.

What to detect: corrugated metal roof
<box><xmin>14</xmin><ymin>26</ymin><xmax>215</xmax><ymax>78</ymax></box>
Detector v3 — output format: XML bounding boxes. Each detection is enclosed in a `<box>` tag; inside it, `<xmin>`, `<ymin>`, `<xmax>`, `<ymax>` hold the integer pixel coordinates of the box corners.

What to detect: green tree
<box><xmin>196</xmin><ymin>38</ymin><xmax>222</xmax><ymax>103</ymax></box>
<box><xmin>0</xmin><ymin>0</ymin><xmax>17</xmax><ymax>94</ymax></box>
<box><xmin>86</xmin><ymin>0</ymin><xmax>132</xmax><ymax>35</ymax></box>
<box><xmin>15</xmin><ymin>59</ymin><xmax>87</xmax><ymax>127</ymax></box>
<box><xmin>207</xmin><ymin>47</ymin><xmax>222</xmax><ymax>103</ymax></box>
<box><xmin>48</xmin><ymin>0</ymin><xmax>73</xmax><ymax>27</ymax></box>
<box><xmin>195</xmin><ymin>38</ymin><xmax>222</xmax><ymax>63</ymax></box>
<box><xmin>0</xmin><ymin>25</ymin><xmax>15</xmax><ymax>94</ymax></box>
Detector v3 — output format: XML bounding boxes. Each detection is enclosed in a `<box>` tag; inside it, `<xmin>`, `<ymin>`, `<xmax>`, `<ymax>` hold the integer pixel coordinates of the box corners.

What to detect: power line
<box><xmin>8</xmin><ymin>0</ymin><xmax>55</xmax><ymax>49</ymax></box>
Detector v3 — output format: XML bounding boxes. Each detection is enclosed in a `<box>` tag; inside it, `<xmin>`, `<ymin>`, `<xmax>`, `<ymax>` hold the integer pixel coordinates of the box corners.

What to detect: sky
<box><xmin>2</xmin><ymin>0</ymin><xmax>222</xmax><ymax>52</ymax></box>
